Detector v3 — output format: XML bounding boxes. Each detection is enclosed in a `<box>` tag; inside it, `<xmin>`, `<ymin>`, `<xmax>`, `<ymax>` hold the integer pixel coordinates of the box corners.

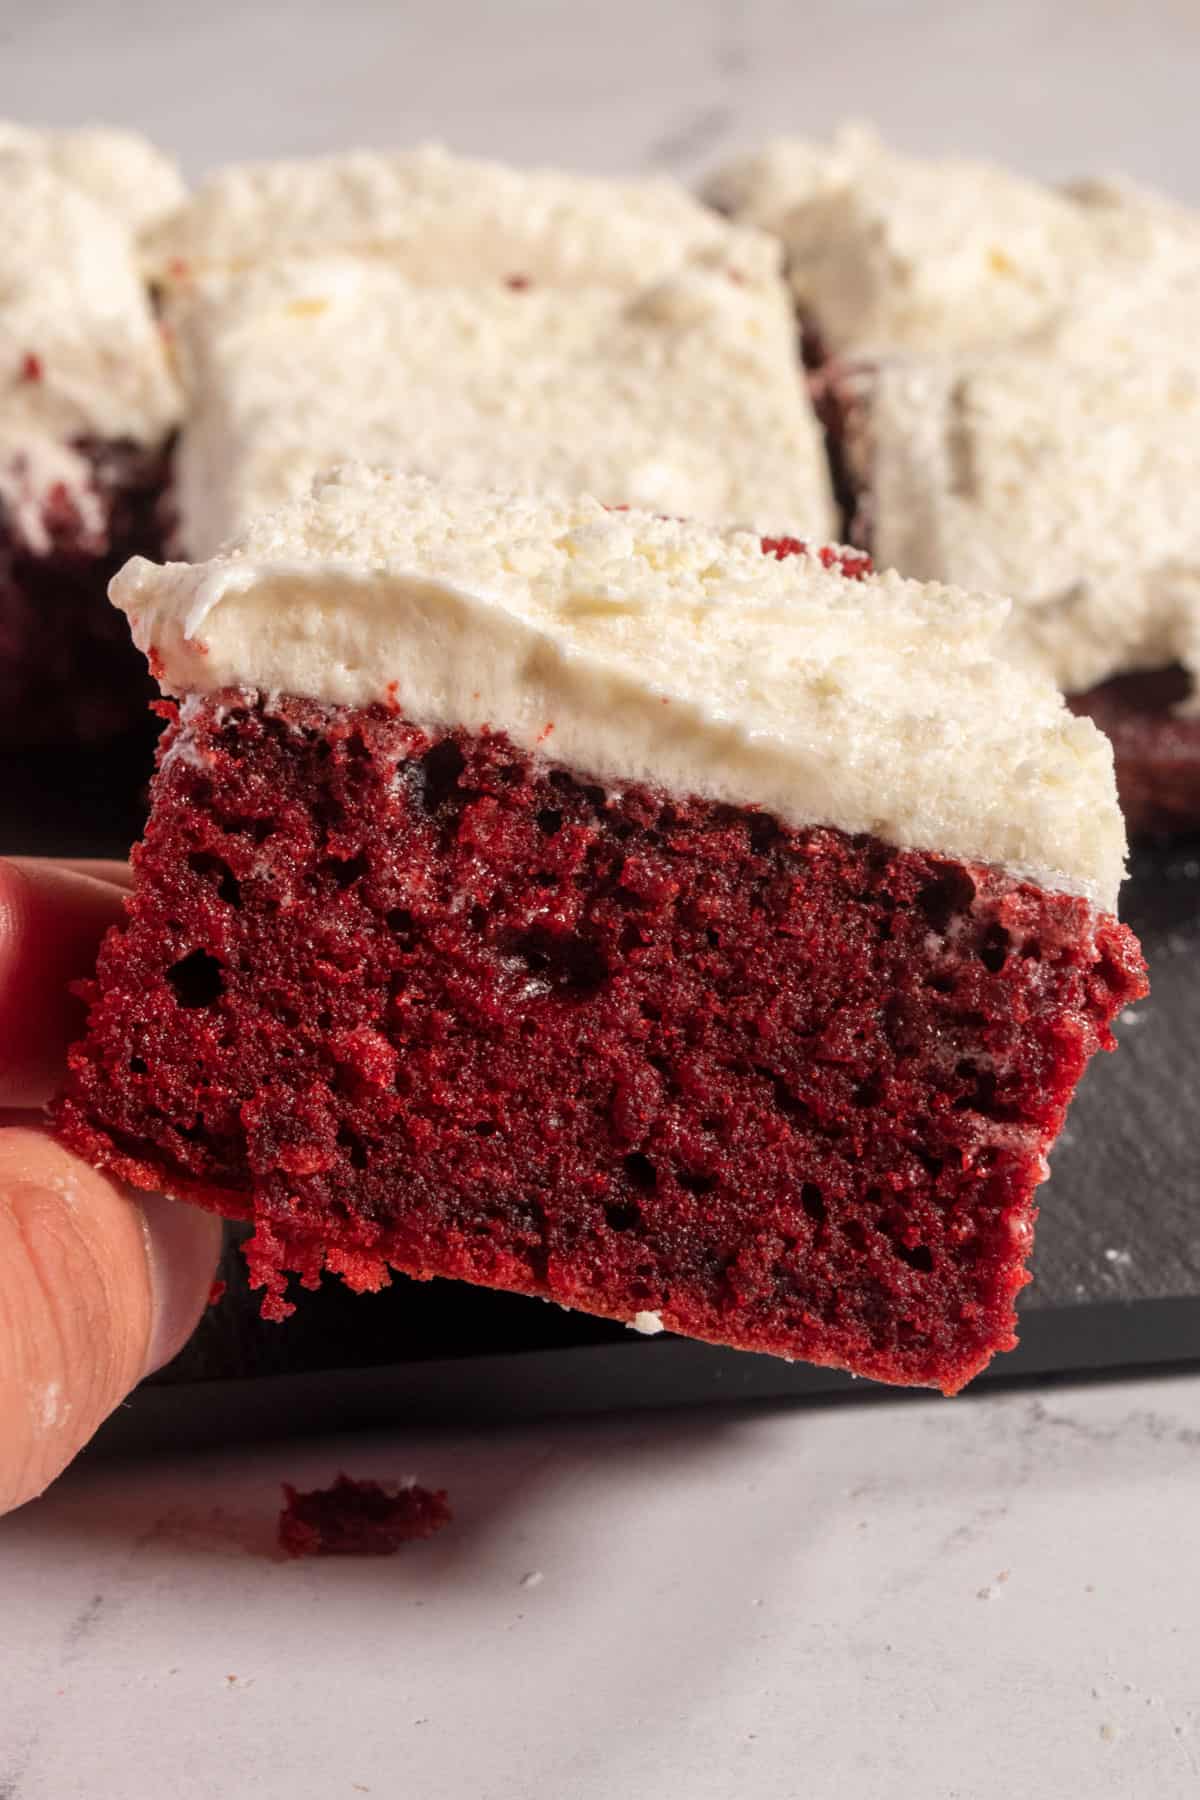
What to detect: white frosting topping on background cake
<box><xmin>0</xmin><ymin>150</ymin><xmax>180</xmax><ymax>538</ymax></box>
<box><xmin>0</xmin><ymin>121</ymin><xmax>185</xmax><ymax>234</ymax></box>
<box><xmin>704</xmin><ymin>123</ymin><xmax>1200</xmax><ymax>355</ymax></box>
<box><xmin>147</xmin><ymin>143</ymin><xmax>780</xmax><ymax>288</ymax></box>
<box><xmin>856</xmin><ymin>351</ymin><xmax>1200</xmax><ymax>702</ymax></box>
<box><xmin>112</xmin><ymin>466</ymin><xmax>1127</xmax><ymax>911</ymax></box>
<box><xmin>168</xmin><ymin>253</ymin><xmax>835</xmax><ymax>555</ymax></box>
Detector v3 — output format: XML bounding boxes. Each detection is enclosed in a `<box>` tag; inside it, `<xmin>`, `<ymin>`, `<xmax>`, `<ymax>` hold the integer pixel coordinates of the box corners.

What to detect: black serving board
<box><xmin>4</xmin><ymin>733</ymin><xmax>1197</xmax><ymax>1450</ymax></box>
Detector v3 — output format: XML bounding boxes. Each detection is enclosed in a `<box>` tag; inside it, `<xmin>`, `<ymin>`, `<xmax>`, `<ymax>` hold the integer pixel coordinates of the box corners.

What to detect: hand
<box><xmin>0</xmin><ymin>859</ymin><xmax>221</xmax><ymax>1516</ymax></box>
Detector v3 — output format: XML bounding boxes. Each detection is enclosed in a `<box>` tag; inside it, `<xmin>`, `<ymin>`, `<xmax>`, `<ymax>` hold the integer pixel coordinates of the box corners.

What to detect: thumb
<box><xmin>0</xmin><ymin>1126</ymin><xmax>221</xmax><ymax>1515</ymax></box>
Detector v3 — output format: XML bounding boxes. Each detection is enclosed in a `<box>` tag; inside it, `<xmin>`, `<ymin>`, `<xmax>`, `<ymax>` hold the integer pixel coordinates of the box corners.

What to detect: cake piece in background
<box><xmin>835</xmin><ymin>348</ymin><xmax>1200</xmax><ymax>833</ymax></box>
<box><xmin>0</xmin><ymin>121</ymin><xmax>185</xmax><ymax>234</ymax></box>
<box><xmin>168</xmin><ymin>252</ymin><xmax>836</xmax><ymax>555</ymax></box>
<box><xmin>146</xmin><ymin>142</ymin><xmax>781</xmax><ymax>291</ymax></box>
<box><xmin>0</xmin><ymin>142</ymin><xmax>180</xmax><ymax>744</ymax></box>
<box><xmin>703</xmin><ymin>122</ymin><xmax>1200</xmax><ymax>359</ymax></box>
<box><xmin>56</xmin><ymin>469</ymin><xmax>1146</xmax><ymax>1395</ymax></box>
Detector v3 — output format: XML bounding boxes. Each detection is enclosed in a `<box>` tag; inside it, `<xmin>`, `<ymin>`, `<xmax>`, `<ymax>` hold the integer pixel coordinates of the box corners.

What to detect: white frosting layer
<box><xmin>0</xmin><ymin>146</ymin><xmax>179</xmax><ymax>537</ymax></box>
<box><xmin>169</xmin><ymin>253</ymin><xmax>835</xmax><ymax>556</ymax></box>
<box><xmin>705</xmin><ymin>123</ymin><xmax>1200</xmax><ymax>355</ymax></box>
<box><xmin>148</xmin><ymin>143</ymin><xmax>779</xmax><ymax>288</ymax></box>
<box><xmin>0</xmin><ymin>121</ymin><xmax>185</xmax><ymax>234</ymax></box>
<box><xmin>857</xmin><ymin>351</ymin><xmax>1200</xmax><ymax>702</ymax></box>
<box><xmin>111</xmin><ymin>466</ymin><xmax>1127</xmax><ymax>911</ymax></box>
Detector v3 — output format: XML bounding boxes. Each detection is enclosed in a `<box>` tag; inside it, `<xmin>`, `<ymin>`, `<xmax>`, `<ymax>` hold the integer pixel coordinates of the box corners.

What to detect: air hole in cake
<box><xmin>759</xmin><ymin>1069</ymin><xmax>809</xmax><ymax>1122</ymax></box>
<box><xmin>605</xmin><ymin>1200</ymin><xmax>642</xmax><ymax>1232</ymax></box>
<box><xmin>187</xmin><ymin>852</ymin><xmax>242</xmax><ymax>908</ymax></box>
<box><xmin>896</xmin><ymin>1242</ymin><xmax>935</xmax><ymax>1275</ymax></box>
<box><xmin>336</xmin><ymin>1126</ymin><xmax>369</xmax><ymax>1171</ymax></box>
<box><xmin>979</xmin><ymin>924</ymin><xmax>1011</xmax><ymax>974</ymax></box>
<box><xmin>678</xmin><ymin>1168</ymin><xmax>717</xmax><ymax>1196</ymax></box>
<box><xmin>419</xmin><ymin>739</ymin><xmax>466</xmax><ymax>813</ymax></box>
<box><xmin>223</xmin><ymin>815</ymin><xmax>274</xmax><ymax>844</ymax></box>
<box><xmin>622</xmin><ymin>1153</ymin><xmax>658</xmax><ymax>1192</ymax></box>
<box><xmin>536</xmin><ymin>807</ymin><xmax>563</xmax><ymax>836</ymax></box>
<box><xmin>386</xmin><ymin>908</ymin><xmax>415</xmax><ymax>940</ymax></box>
<box><xmin>506</xmin><ymin>925</ymin><xmax>609</xmax><ymax>995</ymax></box>
<box><xmin>747</xmin><ymin>814</ymin><xmax>781</xmax><ymax>856</ymax></box>
<box><xmin>917</xmin><ymin>867</ymin><xmax>978</xmax><ymax>935</ymax></box>
<box><xmin>324</xmin><ymin>852</ymin><xmax>370</xmax><ymax>890</ymax></box>
<box><xmin>953</xmin><ymin>1061</ymin><xmax>998</xmax><ymax>1114</ymax></box>
<box><xmin>166</xmin><ymin>948</ymin><xmax>224</xmax><ymax>1009</ymax></box>
<box><xmin>801</xmin><ymin>1183</ymin><xmax>826</xmax><ymax>1224</ymax></box>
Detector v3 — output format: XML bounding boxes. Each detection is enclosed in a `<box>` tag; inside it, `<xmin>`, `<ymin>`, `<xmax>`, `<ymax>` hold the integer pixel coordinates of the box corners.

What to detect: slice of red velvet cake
<box><xmin>0</xmin><ymin>136</ymin><xmax>180</xmax><ymax>743</ymax></box>
<box><xmin>56</xmin><ymin>469</ymin><xmax>1147</xmax><ymax>1393</ymax></box>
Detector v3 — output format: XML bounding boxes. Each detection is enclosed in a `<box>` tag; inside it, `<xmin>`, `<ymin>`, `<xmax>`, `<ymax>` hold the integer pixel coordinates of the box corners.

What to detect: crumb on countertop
<box><xmin>278</xmin><ymin>1473</ymin><xmax>452</xmax><ymax>1558</ymax></box>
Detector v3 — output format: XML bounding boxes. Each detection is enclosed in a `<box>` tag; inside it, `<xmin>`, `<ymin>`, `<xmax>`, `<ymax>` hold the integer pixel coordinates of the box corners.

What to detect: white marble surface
<box><xmin>2</xmin><ymin>1377</ymin><xmax>1200</xmax><ymax>1799</ymax></box>
<box><xmin>4</xmin><ymin>3</ymin><xmax>1200</xmax><ymax>1794</ymax></box>
<box><xmin>3</xmin><ymin>0</ymin><xmax>1200</xmax><ymax>199</ymax></box>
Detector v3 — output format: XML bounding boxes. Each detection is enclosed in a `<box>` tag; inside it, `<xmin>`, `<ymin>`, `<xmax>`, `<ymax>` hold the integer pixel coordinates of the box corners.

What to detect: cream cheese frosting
<box><xmin>704</xmin><ymin>123</ymin><xmax>1200</xmax><ymax>356</ymax></box>
<box><xmin>0</xmin><ymin>121</ymin><xmax>185</xmax><ymax>234</ymax></box>
<box><xmin>168</xmin><ymin>253</ymin><xmax>835</xmax><ymax>556</ymax></box>
<box><xmin>853</xmin><ymin>350</ymin><xmax>1200</xmax><ymax>703</ymax></box>
<box><xmin>147</xmin><ymin>142</ymin><xmax>780</xmax><ymax>289</ymax></box>
<box><xmin>0</xmin><ymin>149</ymin><xmax>180</xmax><ymax>540</ymax></box>
<box><xmin>111</xmin><ymin>465</ymin><xmax>1127</xmax><ymax>912</ymax></box>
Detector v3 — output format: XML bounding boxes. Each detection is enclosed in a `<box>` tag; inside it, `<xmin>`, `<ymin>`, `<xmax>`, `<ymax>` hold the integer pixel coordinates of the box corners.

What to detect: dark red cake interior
<box><xmin>0</xmin><ymin>436</ymin><xmax>168</xmax><ymax>744</ymax></box>
<box><xmin>56</xmin><ymin>689</ymin><xmax>1145</xmax><ymax>1394</ymax></box>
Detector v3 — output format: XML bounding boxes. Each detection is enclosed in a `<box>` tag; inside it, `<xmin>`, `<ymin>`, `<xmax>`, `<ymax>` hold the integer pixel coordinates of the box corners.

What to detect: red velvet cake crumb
<box><xmin>207</xmin><ymin>1278</ymin><xmax>227</xmax><ymax>1307</ymax></box>
<box><xmin>278</xmin><ymin>1474</ymin><xmax>451</xmax><ymax>1558</ymax></box>
<box><xmin>55</xmin><ymin>689</ymin><xmax>1146</xmax><ymax>1393</ymax></box>
<box><xmin>760</xmin><ymin>534</ymin><xmax>871</xmax><ymax>579</ymax></box>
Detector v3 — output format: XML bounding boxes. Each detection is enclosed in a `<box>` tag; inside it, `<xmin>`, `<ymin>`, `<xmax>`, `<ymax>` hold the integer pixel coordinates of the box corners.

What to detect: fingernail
<box><xmin>138</xmin><ymin>1192</ymin><xmax>225</xmax><ymax>1375</ymax></box>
